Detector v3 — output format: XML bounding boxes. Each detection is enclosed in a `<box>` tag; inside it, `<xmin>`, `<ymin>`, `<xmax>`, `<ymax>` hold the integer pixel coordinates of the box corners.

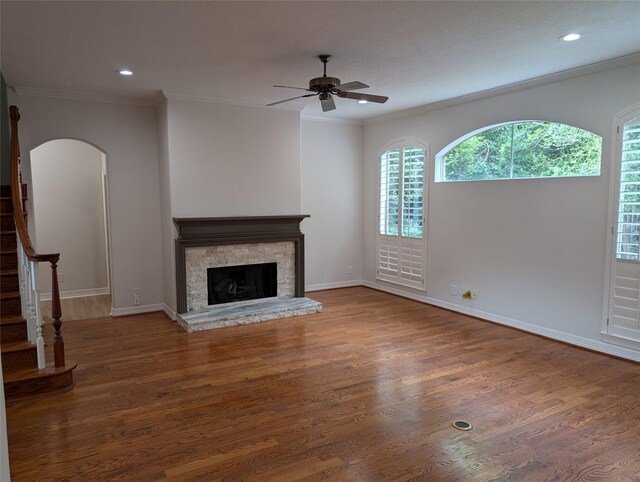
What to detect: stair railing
<box><xmin>9</xmin><ymin>105</ymin><xmax>66</xmax><ymax>369</ymax></box>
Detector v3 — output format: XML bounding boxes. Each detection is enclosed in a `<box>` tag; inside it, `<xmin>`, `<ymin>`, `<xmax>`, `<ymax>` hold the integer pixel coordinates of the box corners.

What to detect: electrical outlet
<box><xmin>133</xmin><ymin>288</ymin><xmax>140</xmax><ymax>297</ymax></box>
<box><xmin>449</xmin><ymin>285</ymin><xmax>458</xmax><ymax>296</ymax></box>
<box><xmin>133</xmin><ymin>296</ymin><xmax>140</xmax><ymax>306</ymax></box>
<box><xmin>58</xmin><ymin>273</ymin><xmax>63</xmax><ymax>282</ymax></box>
<box><xmin>347</xmin><ymin>265</ymin><xmax>353</xmax><ymax>274</ymax></box>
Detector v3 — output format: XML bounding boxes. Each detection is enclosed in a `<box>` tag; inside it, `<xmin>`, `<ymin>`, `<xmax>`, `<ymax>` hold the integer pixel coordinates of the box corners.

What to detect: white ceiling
<box><xmin>2</xmin><ymin>1</ymin><xmax>639</xmax><ymax>120</ymax></box>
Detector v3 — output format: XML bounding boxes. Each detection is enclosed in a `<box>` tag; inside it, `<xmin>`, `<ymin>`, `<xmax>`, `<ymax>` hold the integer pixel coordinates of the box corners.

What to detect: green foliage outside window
<box><xmin>380</xmin><ymin>147</ymin><xmax>424</xmax><ymax>239</ymax></box>
<box><xmin>441</xmin><ymin>121</ymin><xmax>602</xmax><ymax>181</ymax></box>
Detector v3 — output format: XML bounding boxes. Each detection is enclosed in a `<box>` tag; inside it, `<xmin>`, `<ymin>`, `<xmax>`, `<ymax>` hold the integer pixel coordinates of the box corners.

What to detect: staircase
<box><xmin>1</xmin><ymin>106</ymin><xmax>76</xmax><ymax>399</ymax></box>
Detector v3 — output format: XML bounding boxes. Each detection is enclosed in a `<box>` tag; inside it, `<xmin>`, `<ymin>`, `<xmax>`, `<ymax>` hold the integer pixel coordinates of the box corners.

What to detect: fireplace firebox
<box><xmin>207</xmin><ymin>262</ymin><xmax>277</xmax><ymax>305</ymax></box>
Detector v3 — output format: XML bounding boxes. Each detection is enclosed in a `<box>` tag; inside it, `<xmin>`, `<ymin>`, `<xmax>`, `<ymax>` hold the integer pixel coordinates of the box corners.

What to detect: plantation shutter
<box><xmin>377</xmin><ymin>145</ymin><xmax>426</xmax><ymax>289</ymax></box>
<box><xmin>609</xmin><ymin>111</ymin><xmax>640</xmax><ymax>342</ymax></box>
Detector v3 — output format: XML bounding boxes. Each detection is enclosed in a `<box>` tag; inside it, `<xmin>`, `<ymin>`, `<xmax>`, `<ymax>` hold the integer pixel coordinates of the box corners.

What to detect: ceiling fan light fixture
<box><xmin>560</xmin><ymin>33</ymin><xmax>581</xmax><ymax>42</ymax></box>
<box><xmin>267</xmin><ymin>54</ymin><xmax>389</xmax><ymax>112</ymax></box>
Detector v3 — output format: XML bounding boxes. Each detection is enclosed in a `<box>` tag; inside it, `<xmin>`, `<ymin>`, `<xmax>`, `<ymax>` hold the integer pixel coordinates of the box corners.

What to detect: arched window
<box><xmin>377</xmin><ymin>141</ymin><xmax>427</xmax><ymax>289</ymax></box>
<box><xmin>435</xmin><ymin>121</ymin><xmax>602</xmax><ymax>182</ymax></box>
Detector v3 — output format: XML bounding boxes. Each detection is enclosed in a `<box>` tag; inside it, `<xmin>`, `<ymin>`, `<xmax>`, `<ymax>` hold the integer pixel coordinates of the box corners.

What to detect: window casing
<box><xmin>377</xmin><ymin>143</ymin><xmax>427</xmax><ymax>289</ymax></box>
<box><xmin>435</xmin><ymin>121</ymin><xmax>602</xmax><ymax>182</ymax></box>
<box><xmin>616</xmin><ymin>117</ymin><xmax>640</xmax><ymax>260</ymax></box>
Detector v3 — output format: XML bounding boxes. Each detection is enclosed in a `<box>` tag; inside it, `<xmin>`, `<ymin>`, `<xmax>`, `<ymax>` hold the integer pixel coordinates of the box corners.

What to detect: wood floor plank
<box><xmin>6</xmin><ymin>287</ymin><xmax>640</xmax><ymax>481</ymax></box>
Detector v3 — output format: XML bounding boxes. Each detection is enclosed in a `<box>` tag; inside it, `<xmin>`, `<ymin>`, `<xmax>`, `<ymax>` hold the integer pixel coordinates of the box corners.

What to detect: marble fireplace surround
<box><xmin>173</xmin><ymin>216</ymin><xmax>321</xmax><ymax>331</ymax></box>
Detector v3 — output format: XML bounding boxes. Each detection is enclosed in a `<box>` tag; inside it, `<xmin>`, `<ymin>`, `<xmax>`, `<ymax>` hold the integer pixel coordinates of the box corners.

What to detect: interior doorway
<box><xmin>30</xmin><ymin>139</ymin><xmax>112</xmax><ymax>320</ymax></box>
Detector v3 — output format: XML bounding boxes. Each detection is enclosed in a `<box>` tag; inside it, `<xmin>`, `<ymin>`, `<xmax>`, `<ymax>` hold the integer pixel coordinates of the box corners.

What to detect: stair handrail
<box><xmin>9</xmin><ymin>105</ymin><xmax>66</xmax><ymax>368</ymax></box>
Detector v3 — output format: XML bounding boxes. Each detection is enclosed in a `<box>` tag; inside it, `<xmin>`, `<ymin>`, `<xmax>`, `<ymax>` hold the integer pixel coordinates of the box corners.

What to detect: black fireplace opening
<box><xmin>207</xmin><ymin>262</ymin><xmax>277</xmax><ymax>305</ymax></box>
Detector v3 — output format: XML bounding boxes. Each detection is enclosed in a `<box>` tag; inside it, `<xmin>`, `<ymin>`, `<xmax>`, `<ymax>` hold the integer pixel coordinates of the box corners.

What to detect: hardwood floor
<box><xmin>6</xmin><ymin>287</ymin><xmax>640</xmax><ymax>481</ymax></box>
<box><xmin>40</xmin><ymin>294</ymin><xmax>111</xmax><ymax>322</ymax></box>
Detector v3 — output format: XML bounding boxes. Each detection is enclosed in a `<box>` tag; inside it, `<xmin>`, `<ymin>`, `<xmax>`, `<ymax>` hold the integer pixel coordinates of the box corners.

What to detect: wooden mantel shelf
<box><xmin>173</xmin><ymin>215</ymin><xmax>310</xmax><ymax>240</ymax></box>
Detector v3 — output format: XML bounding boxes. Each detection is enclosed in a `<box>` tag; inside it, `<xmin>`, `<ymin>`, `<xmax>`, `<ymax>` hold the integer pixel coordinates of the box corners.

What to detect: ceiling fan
<box><xmin>267</xmin><ymin>54</ymin><xmax>389</xmax><ymax>112</ymax></box>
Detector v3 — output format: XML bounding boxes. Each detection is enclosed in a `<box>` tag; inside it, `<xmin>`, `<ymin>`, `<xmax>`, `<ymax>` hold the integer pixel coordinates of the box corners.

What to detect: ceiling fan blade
<box><xmin>320</xmin><ymin>95</ymin><xmax>336</xmax><ymax>112</ymax></box>
<box><xmin>273</xmin><ymin>85</ymin><xmax>312</xmax><ymax>92</ymax></box>
<box><xmin>266</xmin><ymin>93</ymin><xmax>316</xmax><ymax>107</ymax></box>
<box><xmin>335</xmin><ymin>81</ymin><xmax>369</xmax><ymax>91</ymax></box>
<box><xmin>337</xmin><ymin>91</ymin><xmax>389</xmax><ymax>104</ymax></box>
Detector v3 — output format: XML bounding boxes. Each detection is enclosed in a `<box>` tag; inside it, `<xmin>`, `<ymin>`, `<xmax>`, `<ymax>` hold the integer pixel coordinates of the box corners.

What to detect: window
<box><xmin>616</xmin><ymin>116</ymin><xmax>640</xmax><ymax>260</ymax></box>
<box><xmin>435</xmin><ymin>121</ymin><xmax>602</xmax><ymax>182</ymax></box>
<box><xmin>378</xmin><ymin>143</ymin><xmax>426</xmax><ymax>289</ymax></box>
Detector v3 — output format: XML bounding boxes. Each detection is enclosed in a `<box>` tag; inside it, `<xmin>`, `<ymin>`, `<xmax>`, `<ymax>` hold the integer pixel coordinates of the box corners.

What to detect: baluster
<box><xmin>34</xmin><ymin>290</ymin><xmax>45</xmax><ymax>369</ymax></box>
<box><xmin>25</xmin><ymin>261</ymin><xmax>35</xmax><ymax>342</ymax></box>
<box><xmin>50</xmin><ymin>258</ymin><xmax>65</xmax><ymax>367</ymax></box>
<box><xmin>17</xmin><ymin>244</ymin><xmax>27</xmax><ymax>318</ymax></box>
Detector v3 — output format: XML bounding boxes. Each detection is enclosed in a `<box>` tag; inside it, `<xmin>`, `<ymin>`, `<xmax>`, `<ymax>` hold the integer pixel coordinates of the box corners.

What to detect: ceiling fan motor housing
<box><xmin>309</xmin><ymin>76</ymin><xmax>341</xmax><ymax>92</ymax></box>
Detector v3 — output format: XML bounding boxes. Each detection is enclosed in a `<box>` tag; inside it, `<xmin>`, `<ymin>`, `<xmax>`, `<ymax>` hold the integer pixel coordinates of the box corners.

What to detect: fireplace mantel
<box><xmin>173</xmin><ymin>215</ymin><xmax>309</xmax><ymax>314</ymax></box>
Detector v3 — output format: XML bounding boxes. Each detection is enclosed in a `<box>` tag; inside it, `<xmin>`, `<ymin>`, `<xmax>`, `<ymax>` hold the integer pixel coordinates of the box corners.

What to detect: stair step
<box><xmin>0</xmin><ymin>270</ymin><xmax>19</xmax><ymax>291</ymax></box>
<box><xmin>1</xmin><ymin>340</ymin><xmax>37</xmax><ymax>372</ymax></box>
<box><xmin>1</xmin><ymin>294</ymin><xmax>22</xmax><ymax>317</ymax></box>
<box><xmin>0</xmin><ymin>317</ymin><xmax>28</xmax><ymax>343</ymax></box>
<box><xmin>0</xmin><ymin>269</ymin><xmax>18</xmax><ymax>276</ymax></box>
<box><xmin>0</xmin><ymin>315</ymin><xmax>25</xmax><ymax>324</ymax></box>
<box><xmin>0</xmin><ymin>251</ymin><xmax>18</xmax><ymax>269</ymax></box>
<box><xmin>0</xmin><ymin>290</ymin><xmax>20</xmax><ymax>300</ymax></box>
<box><xmin>3</xmin><ymin>361</ymin><xmax>77</xmax><ymax>399</ymax></box>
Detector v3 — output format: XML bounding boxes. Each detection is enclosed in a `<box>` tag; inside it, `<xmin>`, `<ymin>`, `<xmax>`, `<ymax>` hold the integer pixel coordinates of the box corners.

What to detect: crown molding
<box><xmin>300</xmin><ymin>114</ymin><xmax>363</xmax><ymax>126</ymax></box>
<box><xmin>364</xmin><ymin>52</ymin><xmax>640</xmax><ymax>126</ymax></box>
<box><xmin>13</xmin><ymin>86</ymin><xmax>157</xmax><ymax>107</ymax></box>
<box><xmin>162</xmin><ymin>91</ymin><xmax>303</xmax><ymax>112</ymax></box>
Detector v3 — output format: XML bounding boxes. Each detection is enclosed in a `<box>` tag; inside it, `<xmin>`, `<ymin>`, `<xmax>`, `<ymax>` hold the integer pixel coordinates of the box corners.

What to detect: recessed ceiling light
<box><xmin>561</xmin><ymin>33</ymin><xmax>581</xmax><ymax>42</ymax></box>
<box><xmin>119</xmin><ymin>69</ymin><xmax>133</xmax><ymax>76</ymax></box>
<box><xmin>358</xmin><ymin>100</ymin><xmax>368</xmax><ymax>104</ymax></box>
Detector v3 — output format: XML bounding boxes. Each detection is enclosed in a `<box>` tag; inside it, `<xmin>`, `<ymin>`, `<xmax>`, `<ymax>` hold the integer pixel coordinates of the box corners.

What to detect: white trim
<box><xmin>39</xmin><ymin>287</ymin><xmax>109</xmax><ymax>301</ymax></box>
<box><xmin>300</xmin><ymin>114</ymin><xmax>363</xmax><ymax>126</ymax></box>
<box><xmin>13</xmin><ymin>86</ymin><xmax>155</xmax><ymax>107</ymax></box>
<box><xmin>603</xmin><ymin>102</ymin><xmax>640</xmax><ymax>339</ymax></box>
<box><xmin>162</xmin><ymin>304</ymin><xmax>177</xmax><ymax>321</ymax></box>
<box><xmin>601</xmin><ymin>332</ymin><xmax>640</xmax><ymax>352</ymax></box>
<box><xmin>111</xmin><ymin>303</ymin><xmax>164</xmax><ymax>317</ymax></box>
<box><xmin>362</xmin><ymin>280</ymin><xmax>640</xmax><ymax>362</ymax></box>
<box><xmin>162</xmin><ymin>90</ymin><xmax>303</xmax><ymax>111</ymax></box>
<box><xmin>376</xmin><ymin>140</ymin><xmax>429</xmax><ymax>291</ymax></box>
<box><xmin>305</xmin><ymin>280</ymin><xmax>363</xmax><ymax>292</ymax></box>
<box><xmin>364</xmin><ymin>53</ymin><xmax>640</xmax><ymax>126</ymax></box>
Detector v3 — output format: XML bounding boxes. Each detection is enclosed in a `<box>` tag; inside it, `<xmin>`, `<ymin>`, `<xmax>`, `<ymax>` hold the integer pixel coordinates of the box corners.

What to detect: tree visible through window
<box><xmin>437</xmin><ymin>121</ymin><xmax>602</xmax><ymax>182</ymax></box>
<box><xmin>380</xmin><ymin>146</ymin><xmax>424</xmax><ymax>238</ymax></box>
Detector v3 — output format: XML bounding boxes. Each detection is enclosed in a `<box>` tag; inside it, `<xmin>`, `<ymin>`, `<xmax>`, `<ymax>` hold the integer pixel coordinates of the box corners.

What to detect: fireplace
<box><xmin>207</xmin><ymin>262</ymin><xmax>277</xmax><ymax>305</ymax></box>
<box><xmin>173</xmin><ymin>216</ymin><xmax>322</xmax><ymax>332</ymax></box>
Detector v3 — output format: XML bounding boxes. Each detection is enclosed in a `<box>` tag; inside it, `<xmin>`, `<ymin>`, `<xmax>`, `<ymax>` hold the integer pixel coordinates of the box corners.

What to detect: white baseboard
<box><xmin>362</xmin><ymin>281</ymin><xmax>640</xmax><ymax>362</ymax></box>
<box><xmin>40</xmin><ymin>287</ymin><xmax>109</xmax><ymax>301</ymax></box>
<box><xmin>162</xmin><ymin>304</ymin><xmax>177</xmax><ymax>321</ymax></box>
<box><xmin>111</xmin><ymin>303</ymin><xmax>164</xmax><ymax>317</ymax></box>
<box><xmin>305</xmin><ymin>280</ymin><xmax>363</xmax><ymax>292</ymax></box>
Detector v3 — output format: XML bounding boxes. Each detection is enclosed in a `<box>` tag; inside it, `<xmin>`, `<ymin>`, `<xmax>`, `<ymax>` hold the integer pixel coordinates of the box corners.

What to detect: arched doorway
<box><xmin>30</xmin><ymin>139</ymin><xmax>112</xmax><ymax>320</ymax></box>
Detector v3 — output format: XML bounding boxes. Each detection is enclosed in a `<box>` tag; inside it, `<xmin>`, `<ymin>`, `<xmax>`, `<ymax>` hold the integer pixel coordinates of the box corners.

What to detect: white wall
<box><xmin>166</xmin><ymin>99</ymin><xmax>301</xmax><ymax>217</ymax></box>
<box><xmin>15</xmin><ymin>95</ymin><xmax>163</xmax><ymax>312</ymax></box>
<box><xmin>160</xmin><ymin>98</ymin><xmax>302</xmax><ymax>313</ymax></box>
<box><xmin>30</xmin><ymin>139</ymin><xmax>107</xmax><ymax>295</ymax></box>
<box><xmin>363</xmin><ymin>63</ymin><xmax>640</xmax><ymax>359</ymax></box>
<box><xmin>301</xmin><ymin>119</ymin><xmax>364</xmax><ymax>290</ymax></box>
